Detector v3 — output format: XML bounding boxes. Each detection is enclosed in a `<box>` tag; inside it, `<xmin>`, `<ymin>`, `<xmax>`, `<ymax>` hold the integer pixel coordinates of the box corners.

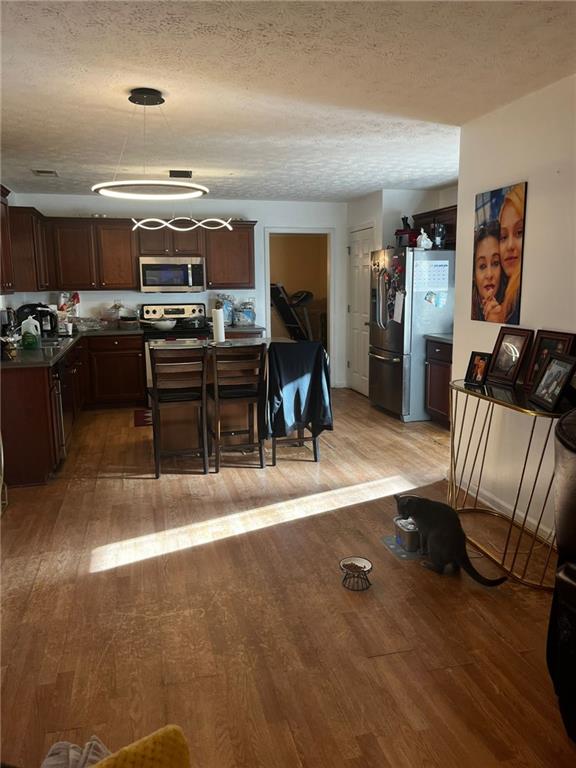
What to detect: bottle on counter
<box><xmin>21</xmin><ymin>315</ymin><xmax>41</xmax><ymax>349</ymax></box>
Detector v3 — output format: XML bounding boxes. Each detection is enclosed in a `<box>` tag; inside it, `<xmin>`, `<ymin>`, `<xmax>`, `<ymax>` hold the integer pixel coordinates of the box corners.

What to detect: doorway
<box><xmin>268</xmin><ymin>233</ymin><xmax>329</xmax><ymax>349</ymax></box>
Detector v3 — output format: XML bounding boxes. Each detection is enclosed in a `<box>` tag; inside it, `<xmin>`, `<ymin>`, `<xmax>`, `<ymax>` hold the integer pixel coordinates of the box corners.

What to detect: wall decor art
<box><xmin>472</xmin><ymin>182</ymin><xmax>527</xmax><ymax>325</ymax></box>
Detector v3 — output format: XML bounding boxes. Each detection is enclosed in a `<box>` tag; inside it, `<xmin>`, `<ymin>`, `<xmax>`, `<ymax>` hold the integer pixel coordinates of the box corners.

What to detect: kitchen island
<box><xmin>0</xmin><ymin>327</ymin><xmax>267</xmax><ymax>485</ymax></box>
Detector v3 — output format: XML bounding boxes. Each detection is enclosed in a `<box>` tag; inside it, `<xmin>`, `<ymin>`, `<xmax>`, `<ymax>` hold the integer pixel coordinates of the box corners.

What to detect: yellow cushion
<box><xmin>94</xmin><ymin>726</ymin><xmax>189</xmax><ymax>768</ymax></box>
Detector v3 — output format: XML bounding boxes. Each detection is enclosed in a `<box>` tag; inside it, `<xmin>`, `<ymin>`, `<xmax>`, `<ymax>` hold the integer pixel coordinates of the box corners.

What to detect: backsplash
<box><xmin>4</xmin><ymin>289</ymin><xmax>260</xmax><ymax>323</ymax></box>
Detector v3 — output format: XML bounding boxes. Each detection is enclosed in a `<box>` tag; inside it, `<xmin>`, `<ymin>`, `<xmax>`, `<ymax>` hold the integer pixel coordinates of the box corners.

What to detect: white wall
<box><xmin>347</xmin><ymin>191</ymin><xmax>384</xmax><ymax>249</ymax></box>
<box><xmin>453</xmin><ymin>74</ymin><xmax>576</xmax><ymax>531</ymax></box>
<box><xmin>7</xmin><ymin>194</ymin><xmax>349</xmax><ymax>385</ymax></box>
<box><xmin>346</xmin><ymin>185</ymin><xmax>458</xmax><ymax>251</ymax></box>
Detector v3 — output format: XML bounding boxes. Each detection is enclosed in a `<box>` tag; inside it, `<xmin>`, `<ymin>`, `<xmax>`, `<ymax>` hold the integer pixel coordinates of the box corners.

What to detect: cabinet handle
<box><xmin>91</xmin><ymin>282</ymin><xmax>96</xmax><ymax>286</ymax></box>
<box><xmin>435</xmin><ymin>348</ymin><xmax>441</xmax><ymax>353</ymax></box>
<box><xmin>101</xmin><ymin>282</ymin><xmax>106</xmax><ymax>286</ymax></box>
<box><xmin>138</xmin><ymin>353</ymin><xmax>143</xmax><ymax>357</ymax></box>
<box><xmin>208</xmin><ymin>281</ymin><xmax>212</xmax><ymax>286</ymax></box>
<box><xmin>164</xmin><ymin>249</ymin><xmax>169</xmax><ymax>253</ymax></box>
<box><xmin>175</xmin><ymin>249</ymin><xmax>179</xmax><ymax>253</ymax></box>
<box><xmin>114</xmin><ymin>341</ymin><xmax>119</xmax><ymax>345</ymax></box>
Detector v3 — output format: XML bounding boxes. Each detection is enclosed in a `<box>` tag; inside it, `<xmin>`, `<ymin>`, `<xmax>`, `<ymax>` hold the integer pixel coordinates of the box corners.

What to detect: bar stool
<box><xmin>148</xmin><ymin>346</ymin><xmax>208</xmax><ymax>478</ymax></box>
<box><xmin>208</xmin><ymin>343</ymin><xmax>267</xmax><ymax>472</ymax></box>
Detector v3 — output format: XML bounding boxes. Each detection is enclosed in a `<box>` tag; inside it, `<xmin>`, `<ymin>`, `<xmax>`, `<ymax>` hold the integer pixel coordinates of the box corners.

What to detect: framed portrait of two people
<box><xmin>472</xmin><ymin>181</ymin><xmax>527</xmax><ymax>325</ymax></box>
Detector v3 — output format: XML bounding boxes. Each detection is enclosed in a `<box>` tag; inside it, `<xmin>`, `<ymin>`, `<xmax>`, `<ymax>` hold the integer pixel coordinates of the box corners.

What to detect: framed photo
<box><xmin>524</xmin><ymin>330</ymin><xmax>575</xmax><ymax>389</ymax></box>
<box><xmin>529</xmin><ymin>354</ymin><xmax>576</xmax><ymax>412</ymax></box>
<box><xmin>486</xmin><ymin>326</ymin><xmax>533</xmax><ymax>386</ymax></box>
<box><xmin>465</xmin><ymin>351</ymin><xmax>492</xmax><ymax>386</ymax></box>
<box><xmin>486</xmin><ymin>384</ymin><xmax>516</xmax><ymax>405</ymax></box>
<box><xmin>472</xmin><ymin>181</ymin><xmax>527</xmax><ymax>325</ymax></box>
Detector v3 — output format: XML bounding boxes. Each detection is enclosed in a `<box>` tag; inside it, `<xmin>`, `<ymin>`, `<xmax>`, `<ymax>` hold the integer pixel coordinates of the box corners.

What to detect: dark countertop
<box><xmin>424</xmin><ymin>333</ymin><xmax>453</xmax><ymax>345</ymax></box>
<box><xmin>1</xmin><ymin>325</ymin><xmax>267</xmax><ymax>369</ymax></box>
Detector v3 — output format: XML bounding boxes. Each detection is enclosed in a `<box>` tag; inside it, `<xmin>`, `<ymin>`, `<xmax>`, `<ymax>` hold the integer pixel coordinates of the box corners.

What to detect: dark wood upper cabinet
<box><xmin>95</xmin><ymin>221</ymin><xmax>137</xmax><ymax>289</ymax></box>
<box><xmin>205</xmin><ymin>221</ymin><xmax>255</xmax><ymax>289</ymax></box>
<box><xmin>137</xmin><ymin>227</ymin><xmax>171</xmax><ymax>256</ymax></box>
<box><xmin>54</xmin><ymin>220</ymin><xmax>97</xmax><ymax>290</ymax></box>
<box><xmin>172</xmin><ymin>227</ymin><xmax>205</xmax><ymax>255</ymax></box>
<box><xmin>8</xmin><ymin>206</ymin><xmax>49</xmax><ymax>292</ymax></box>
<box><xmin>412</xmin><ymin>205</ymin><xmax>457</xmax><ymax>250</ymax></box>
<box><xmin>1</xmin><ymin>189</ymin><xmax>15</xmax><ymax>293</ymax></box>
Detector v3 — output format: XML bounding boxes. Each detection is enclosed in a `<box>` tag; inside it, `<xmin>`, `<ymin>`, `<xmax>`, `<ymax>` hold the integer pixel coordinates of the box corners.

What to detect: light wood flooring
<box><xmin>2</xmin><ymin>389</ymin><xmax>574</xmax><ymax>767</ymax></box>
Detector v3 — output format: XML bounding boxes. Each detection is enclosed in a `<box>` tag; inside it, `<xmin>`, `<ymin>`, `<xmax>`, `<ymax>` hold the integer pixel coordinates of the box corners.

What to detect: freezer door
<box><xmin>368</xmin><ymin>349</ymin><xmax>410</xmax><ymax>416</ymax></box>
<box><xmin>369</xmin><ymin>248</ymin><xmax>409</xmax><ymax>355</ymax></box>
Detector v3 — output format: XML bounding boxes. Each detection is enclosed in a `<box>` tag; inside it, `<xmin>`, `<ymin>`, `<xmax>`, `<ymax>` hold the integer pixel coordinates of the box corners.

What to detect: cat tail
<box><xmin>458</xmin><ymin>551</ymin><xmax>507</xmax><ymax>587</ymax></box>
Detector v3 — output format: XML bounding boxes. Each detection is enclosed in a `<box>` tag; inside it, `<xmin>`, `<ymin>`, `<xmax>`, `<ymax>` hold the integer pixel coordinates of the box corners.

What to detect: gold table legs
<box><xmin>449</xmin><ymin>386</ymin><xmax>557</xmax><ymax>589</ymax></box>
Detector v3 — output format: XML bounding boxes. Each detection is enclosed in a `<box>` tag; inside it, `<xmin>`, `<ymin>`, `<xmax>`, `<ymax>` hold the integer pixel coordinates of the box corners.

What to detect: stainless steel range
<box><xmin>140</xmin><ymin>302</ymin><xmax>208</xmax><ymax>339</ymax></box>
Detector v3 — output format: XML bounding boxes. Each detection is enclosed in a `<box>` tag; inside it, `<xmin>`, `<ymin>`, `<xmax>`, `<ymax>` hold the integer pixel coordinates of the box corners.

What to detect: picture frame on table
<box><xmin>523</xmin><ymin>330</ymin><xmax>575</xmax><ymax>390</ymax></box>
<box><xmin>529</xmin><ymin>354</ymin><xmax>576</xmax><ymax>412</ymax></box>
<box><xmin>486</xmin><ymin>326</ymin><xmax>533</xmax><ymax>386</ymax></box>
<box><xmin>464</xmin><ymin>351</ymin><xmax>492</xmax><ymax>386</ymax></box>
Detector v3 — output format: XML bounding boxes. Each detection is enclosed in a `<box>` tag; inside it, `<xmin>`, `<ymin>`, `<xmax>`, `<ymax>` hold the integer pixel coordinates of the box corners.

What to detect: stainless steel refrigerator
<box><xmin>369</xmin><ymin>247</ymin><xmax>455</xmax><ymax>421</ymax></box>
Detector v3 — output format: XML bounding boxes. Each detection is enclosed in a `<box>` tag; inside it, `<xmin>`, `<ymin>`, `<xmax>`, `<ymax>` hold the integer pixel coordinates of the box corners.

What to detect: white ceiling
<box><xmin>2</xmin><ymin>1</ymin><xmax>575</xmax><ymax>201</ymax></box>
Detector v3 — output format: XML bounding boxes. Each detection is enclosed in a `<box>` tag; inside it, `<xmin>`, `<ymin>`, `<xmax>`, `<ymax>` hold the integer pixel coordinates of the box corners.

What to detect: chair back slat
<box><xmin>212</xmin><ymin>343</ymin><xmax>266</xmax><ymax>394</ymax></box>
<box><xmin>150</xmin><ymin>346</ymin><xmax>207</xmax><ymax>392</ymax></box>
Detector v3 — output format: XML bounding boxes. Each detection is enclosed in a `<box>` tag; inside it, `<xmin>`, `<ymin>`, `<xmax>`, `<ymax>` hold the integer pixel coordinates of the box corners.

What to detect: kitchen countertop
<box><xmin>148</xmin><ymin>337</ymin><xmax>291</xmax><ymax>350</ymax></box>
<box><xmin>424</xmin><ymin>333</ymin><xmax>453</xmax><ymax>345</ymax></box>
<box><xmin>1</xmin><ymin>325</ymin><xmax>267</xmax><ymax>369</ymax></box>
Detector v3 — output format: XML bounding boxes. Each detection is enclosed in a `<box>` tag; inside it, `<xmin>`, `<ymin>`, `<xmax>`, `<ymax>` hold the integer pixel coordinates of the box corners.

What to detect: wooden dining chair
<box><xmin>148</xmin><ymin>346</ymin><xmax>209</xmax><ymax>477</ymax></box>
<box><xmin>208</xmin><ymin>343</ymin><xmax>267</xmax><ymax>472</ymax></box>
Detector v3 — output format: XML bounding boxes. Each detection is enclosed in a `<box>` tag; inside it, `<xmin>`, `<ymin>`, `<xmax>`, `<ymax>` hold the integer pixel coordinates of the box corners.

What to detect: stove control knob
<box><xmin>191</xmin><ymin>308</ymin><xmax>196</xmax><ymax>314</ymax></box>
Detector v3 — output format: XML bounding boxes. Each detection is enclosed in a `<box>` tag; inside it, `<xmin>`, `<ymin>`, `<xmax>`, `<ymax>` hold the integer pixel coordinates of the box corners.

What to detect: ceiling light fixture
<box><xmin>131</xmin><ymin>217</ymin><xmax>233</xmax><ymax>232</ymax></box>
<box><xmin>90</xmin><ymin>88</ymin><xmax>209</xmax><ymax>201</ymax></box>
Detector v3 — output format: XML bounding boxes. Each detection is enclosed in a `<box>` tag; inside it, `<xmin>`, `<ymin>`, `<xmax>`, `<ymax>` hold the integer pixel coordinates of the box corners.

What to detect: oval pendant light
<box><xmin>91</xmin><ymin>88</ymin><xmax>210</xmax><ymax>201</ymax></box>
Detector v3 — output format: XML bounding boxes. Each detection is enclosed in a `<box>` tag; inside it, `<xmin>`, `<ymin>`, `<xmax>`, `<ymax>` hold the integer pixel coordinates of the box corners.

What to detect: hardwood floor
<box><xmin>2</xmin><ymin>389</ymin><xmax>574</xmax><ymax>767</ymax></box>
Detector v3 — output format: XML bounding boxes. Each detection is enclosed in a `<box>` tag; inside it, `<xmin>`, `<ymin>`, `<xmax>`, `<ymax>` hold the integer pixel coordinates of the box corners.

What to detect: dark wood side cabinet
<box><xmin>413</xmin><ymin>205</ymin><xmax>457</xmax><ymax>250</ymax></box>
<box><xmin>425</xmin><ymin>339</ymin><xmax>453</xmax><ymax>427</ymax></box>
<box><xmin>9</xmin><ymin>206</ymin><xmax>51</xmax><ymax>291</ymax></box>
<box><xmin>0</xmin><ymin>366</ymin><xmax>62</xmax><ymax>485</ymax></box>
<box><xmin>88</xmin><ymin>335</ymin><xmax>146</xmax><ymax>405</ymax></box>
<box><xmin>1</xmin><ymin>186</ymin><xmax>14</xmax><ymax>293</ymax></box>
<box><xmin>205</xmin><ymin>220</ymin><xmax>256</xmax><ymax>289</ymax></box>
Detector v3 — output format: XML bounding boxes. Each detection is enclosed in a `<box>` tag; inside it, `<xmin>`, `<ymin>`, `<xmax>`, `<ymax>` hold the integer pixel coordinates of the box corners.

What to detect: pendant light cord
<box><xmin>112</xmin><ymin>104</ymin><xmax>137</xmax><ymax>182</ymax></box>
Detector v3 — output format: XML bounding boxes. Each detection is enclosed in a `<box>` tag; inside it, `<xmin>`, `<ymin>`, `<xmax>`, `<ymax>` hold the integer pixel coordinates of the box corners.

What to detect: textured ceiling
<box><xmin>2</xmin><ymin>1</ymin><xmax>575</xmax><ymax>201</ymax></box>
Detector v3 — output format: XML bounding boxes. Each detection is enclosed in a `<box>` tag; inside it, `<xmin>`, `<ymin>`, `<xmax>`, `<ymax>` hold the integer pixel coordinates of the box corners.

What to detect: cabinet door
<box><xmin>33</xmin><ymin>215</ymin><xmax>50</xmax><ymax>290</ymax></box>
<box><xmin>425</xmin><ymin>359</ymin><xmax>452</xmax><ymax>424</ymax></box>
<box><xmin>1</xmin><ymin>199</ymin><xmax>15</xmax><ymax>293</ymax></box>
<box><xmin>54</xmin><ymin>221</ymin><xmax>97</xmax><ymax>289</ymax></box>
<box><xmin>96</xmin><ymin>222</ymin><xmax>137</xmax><ymax>289</ymax></box>
<box><xmin>90</xmin><ymin>349</ymin><xmax>146</xmax><ymax>404</ymax></box>
<box><xmin>172</xmin><ymin>227</ymin><xmax>204</xmax><ymax>255</ymax></box>
<box><xmin>137</xmin><ymin>227</ymin><xmax>171</xmax><ymax>256</ymax></box>
<box><xmin>8</xmin><ymin>207</ymin><xmax>38</xmax><ymax>291</ymax></box>
<box><xmin>205</xmin><ymin>222</ymin><xmax>255</xmax><ymax>289</ymax></box>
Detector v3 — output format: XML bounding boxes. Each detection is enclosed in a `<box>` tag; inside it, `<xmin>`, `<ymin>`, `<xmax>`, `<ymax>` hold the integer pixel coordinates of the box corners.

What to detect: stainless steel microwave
<box><xmin>139</xmin><ymin>256</ymin><xmax>206</xmax><ymax>293</ymax></box>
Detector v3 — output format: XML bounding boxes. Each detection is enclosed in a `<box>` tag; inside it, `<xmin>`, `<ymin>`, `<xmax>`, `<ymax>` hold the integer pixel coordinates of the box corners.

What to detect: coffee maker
<box><xmin>15</xmin><ymin>303</ymin><xmax>58</xmax><ymax>337</ymax></box>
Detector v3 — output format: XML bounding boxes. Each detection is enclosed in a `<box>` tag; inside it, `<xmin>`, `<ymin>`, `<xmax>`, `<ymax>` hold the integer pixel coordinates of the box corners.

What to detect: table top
<box><xmin>450</xmin><ymin>379</ymin><xmax>567</xmax><ymax>418</ymax></box>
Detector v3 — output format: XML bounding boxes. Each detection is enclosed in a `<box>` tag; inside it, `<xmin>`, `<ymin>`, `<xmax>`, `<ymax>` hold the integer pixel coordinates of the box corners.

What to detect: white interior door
<box><xmin>348</xmin><ymin>228</ymin><xmax>372</xmax><ymax>396</ymax></box>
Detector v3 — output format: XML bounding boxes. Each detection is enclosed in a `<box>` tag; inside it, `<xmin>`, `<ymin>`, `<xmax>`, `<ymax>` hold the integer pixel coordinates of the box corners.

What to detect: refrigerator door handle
<box><xmin>369</xmin><ymin>352</ymin><xmax>401</xmax><ymax>364</ymax></box>
<box><xmin>377</xmin><ymin>268</ymin><xmax>388</xmax><ymax>329</ymax></box>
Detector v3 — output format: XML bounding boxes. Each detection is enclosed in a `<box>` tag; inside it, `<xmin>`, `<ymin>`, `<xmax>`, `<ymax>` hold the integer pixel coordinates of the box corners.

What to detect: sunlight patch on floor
<box><xmin>89</xmin><ymin>475</ymin><xmax>415</xmax><ymax>572</ymax></box>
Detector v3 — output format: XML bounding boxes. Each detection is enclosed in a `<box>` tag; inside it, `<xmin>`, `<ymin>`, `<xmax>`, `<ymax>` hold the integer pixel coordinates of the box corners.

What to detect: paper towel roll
<box><xmin>212</xmin><ymin>308</ymin><xmax>225</xmax><ymax>343</ymax></box>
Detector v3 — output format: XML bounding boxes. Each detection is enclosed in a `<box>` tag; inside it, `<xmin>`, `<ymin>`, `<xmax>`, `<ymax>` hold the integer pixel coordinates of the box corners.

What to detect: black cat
<box><xmin>394</xmin><ymin>494</ymin><xmax>507</xmax><ymax>587</ymax></box>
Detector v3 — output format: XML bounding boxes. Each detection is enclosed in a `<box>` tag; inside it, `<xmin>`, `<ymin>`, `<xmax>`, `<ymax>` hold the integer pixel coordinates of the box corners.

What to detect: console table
<box><xmin>449</xmin><ymin>379</ymin><xmax>563</xmax><ymax>589</ymax></box>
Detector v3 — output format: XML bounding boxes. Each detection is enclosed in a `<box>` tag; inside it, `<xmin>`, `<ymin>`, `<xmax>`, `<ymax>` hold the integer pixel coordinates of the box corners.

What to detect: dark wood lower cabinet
<box><xmin>425</xmin><ymin>339</ymin><xmax>453</xmax><ymax>427</ymax></box>
<box><xmin>88</xmin><ymin>335</ymin><xmax>146</xmax><ymax>405</ymax></box>
<box><xmin>0</xmin><ymin>366</ymin><xmax>61</xmax><ymax>486</ymax></box>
